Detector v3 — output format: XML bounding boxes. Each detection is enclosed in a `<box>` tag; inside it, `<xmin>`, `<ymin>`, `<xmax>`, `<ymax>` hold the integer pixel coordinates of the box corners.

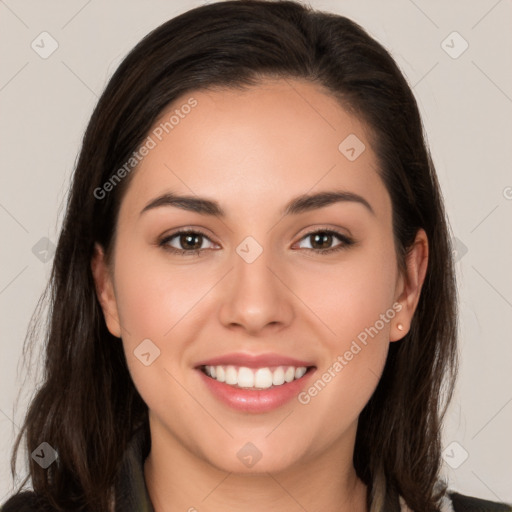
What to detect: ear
<box><xmin>91</xmin><ymin>242</ymin><xmax>122</xmax><ymax>338</ymax></box>
<box><xmin>390</xmin><ymin>228</ymin><xmax>429</xmax><ymax>342</ymax></box>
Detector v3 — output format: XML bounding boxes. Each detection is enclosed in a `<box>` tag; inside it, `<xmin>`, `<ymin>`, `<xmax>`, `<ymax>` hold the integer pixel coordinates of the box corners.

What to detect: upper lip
<box><xmin>195</xmin><ymin>352</ymin><xmax>316</xmax><ymax>369</ymax></box>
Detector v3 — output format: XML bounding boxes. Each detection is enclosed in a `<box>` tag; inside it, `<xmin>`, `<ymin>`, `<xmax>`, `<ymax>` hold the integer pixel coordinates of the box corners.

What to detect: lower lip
<box><xmin>196</xmin><ymin>367</ymin><xmax>316</xmax><ymax>413</ymax></box>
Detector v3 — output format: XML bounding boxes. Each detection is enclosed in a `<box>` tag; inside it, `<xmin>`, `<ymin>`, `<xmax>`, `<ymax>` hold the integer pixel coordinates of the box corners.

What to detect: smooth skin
<box><xmin>92</xmin><ymin>78</ymin><xmax>428</xmax><ymax>512</ymax></box>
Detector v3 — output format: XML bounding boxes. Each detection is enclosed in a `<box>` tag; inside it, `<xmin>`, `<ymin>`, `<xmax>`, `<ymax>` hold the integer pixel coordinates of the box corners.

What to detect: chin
<box><xmin>190</xmin><ymin>435</ymin><xmax>305</xmax><ymax>474</ymax></box>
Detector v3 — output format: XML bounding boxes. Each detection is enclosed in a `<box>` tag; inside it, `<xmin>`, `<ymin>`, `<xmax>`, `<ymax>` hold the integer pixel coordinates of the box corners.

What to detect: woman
<box><xmin>2</xmin><ymin>1</ymin><xmax>510</xmax><ymax>511</ymax></box>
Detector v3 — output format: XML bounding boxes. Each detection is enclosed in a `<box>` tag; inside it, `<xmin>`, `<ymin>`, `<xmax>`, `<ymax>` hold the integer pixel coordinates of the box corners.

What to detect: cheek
<box><xmin>111</xmin><ymin>242</ymin><xmax>209</xmax><ymax>396</ymax></box>
<box><xmin>296</xmin><ymin>339</ymin><xmax>389</xmax><ymax>458</ymax></box>
<box><xmin>113</xmin><ymin>243</ymin><xmax>210</xmax><ymax>343</ymax></box>
<box><xmin>292</xmin><ymin>239</ymin><xmax>397</xmax><ymax>422</ymax></box>
<box><xmin>295</xmin><ymin>236</ymin><xmax>398</xmax><ymax>349</ymax></box>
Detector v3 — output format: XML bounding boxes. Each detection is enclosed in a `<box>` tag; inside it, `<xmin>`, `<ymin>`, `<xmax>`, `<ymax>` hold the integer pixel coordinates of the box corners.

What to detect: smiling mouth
<box><xmin>199</xmin><ymin>364</ymin><xmax>316</xmax><ymax>390</ymax></box>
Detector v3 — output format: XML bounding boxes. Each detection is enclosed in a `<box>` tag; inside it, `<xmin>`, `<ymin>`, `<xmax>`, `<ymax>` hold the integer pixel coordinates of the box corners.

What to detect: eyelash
<box><xmin>158</xmin><ymin>228</ymin><xmax>355</xmax><ymax>257</ymax></box>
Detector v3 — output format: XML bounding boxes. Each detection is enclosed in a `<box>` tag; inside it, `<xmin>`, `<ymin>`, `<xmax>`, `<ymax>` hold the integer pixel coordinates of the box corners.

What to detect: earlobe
<box><xmin>391</xmin><ymin>229</ymin><xmax>429</xmax><ymax>342</ymax></box>
<box><xmin>91</xmin><ymin>242</ymin><xmax>122</xmax><ymax>338</ymax></box>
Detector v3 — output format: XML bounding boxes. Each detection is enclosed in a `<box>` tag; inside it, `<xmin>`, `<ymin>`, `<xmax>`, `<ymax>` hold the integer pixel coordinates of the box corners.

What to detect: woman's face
<box><xmin>93</xmin><ymin>78</ymin><xmax>426</xmax><ymax>474</ymax></box>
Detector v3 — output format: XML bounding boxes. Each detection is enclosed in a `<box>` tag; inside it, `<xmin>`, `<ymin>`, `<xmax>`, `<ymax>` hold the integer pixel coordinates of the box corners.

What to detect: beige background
<box><xmin>1</xmin><ymin>0</ymin><xmax>511</xmax><ymax>504</ymax></box>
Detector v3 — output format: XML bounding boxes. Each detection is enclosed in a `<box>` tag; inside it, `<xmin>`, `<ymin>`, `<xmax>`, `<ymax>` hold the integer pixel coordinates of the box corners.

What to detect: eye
<box><xmin>158</xmin><ymin>228</ymin><xmax>354</xmax><ymax>257</ymax></box>
<box><xmin>294</xmin><ymin>229</ymin><xmax>354</xmax><ymax>255</ymax></box>
<box><xmin>159</xmin><ymin>229</ymin><xmax>217</xmax><ymax>256</ymax></box>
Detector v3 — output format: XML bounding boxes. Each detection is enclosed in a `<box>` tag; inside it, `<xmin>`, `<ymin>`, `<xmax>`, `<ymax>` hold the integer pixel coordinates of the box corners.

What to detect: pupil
<box><xmin>313</xmin><ymin>232</ymin><xmax>331</xmax><ymax>249</ymax></box>
<box><xmin>182</xmin><ymin>233</ymin><xmax>201</xmax><ymax>250</ymax></box>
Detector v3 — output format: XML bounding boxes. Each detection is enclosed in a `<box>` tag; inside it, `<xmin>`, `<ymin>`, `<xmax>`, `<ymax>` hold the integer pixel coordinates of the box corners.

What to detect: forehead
<box><xmin>119</xmin><ymin>78</ymin><xmax>390</xmax><ymax>222</ymax></box>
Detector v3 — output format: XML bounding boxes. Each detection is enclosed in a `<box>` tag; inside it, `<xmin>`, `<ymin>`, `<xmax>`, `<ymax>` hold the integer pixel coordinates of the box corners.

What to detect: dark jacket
<box><xmin>2</xmin><ymin>427</ymin><xmax>511</xmax><ymax>511</ymax></box>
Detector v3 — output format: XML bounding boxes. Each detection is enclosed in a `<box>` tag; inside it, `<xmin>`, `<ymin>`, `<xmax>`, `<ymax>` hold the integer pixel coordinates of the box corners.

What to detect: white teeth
<box><xmin>272</xmin><ymin>367</ymin><xmax>285</xmax><ymax>386</ymax></box>
<box><xmin>237</xmin><ymin>367</ymin><xmax>254</xmax><ymax>388</ymax></box>
<box><xmin>203</xmin><ymin>364</ymin><xmax>309</xmax><ymax>389</ymax></box>
<box><xmin>295</xmin><ymin>367</ymin><xmax>307</xmax><ymax>379</ymax></box>
<box><xmin>225</xmin><ymin>365</ymin><xmax>237</xmax><ymax>385</ymax></box>
<box><xmin>254</xmin><ymin>368</ymin><xmax>273</xmax><ymax>389</ymax></box>
<box><xmin>284</xmin><ymin>366</ymin><xmax>295</xmax><ymax>383</ymax></box>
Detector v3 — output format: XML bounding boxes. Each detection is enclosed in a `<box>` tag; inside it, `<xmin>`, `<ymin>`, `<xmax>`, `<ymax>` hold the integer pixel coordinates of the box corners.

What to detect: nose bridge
<box><xmin>218</xmin><ymin>236</ymin><xmax>293</xmax><ymax>333</ymax></box>
<box><xmin>234</xmin><ymin>238</ymin><xmax>275</xmax><ymax>293</ymax></box>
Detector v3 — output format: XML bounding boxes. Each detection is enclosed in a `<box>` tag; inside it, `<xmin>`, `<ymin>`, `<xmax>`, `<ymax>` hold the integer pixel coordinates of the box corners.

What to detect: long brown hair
<box><xmin>7</xmin><ymin>1</ymin><xmax>457</xmax><ymax>510</ymax></box>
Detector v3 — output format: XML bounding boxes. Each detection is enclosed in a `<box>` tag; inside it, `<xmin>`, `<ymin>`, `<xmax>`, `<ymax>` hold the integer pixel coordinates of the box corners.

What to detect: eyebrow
<box><xmin>139</xmin><ymin>189</ymin><xmax>375</xmax><ymax>218</ymax></box>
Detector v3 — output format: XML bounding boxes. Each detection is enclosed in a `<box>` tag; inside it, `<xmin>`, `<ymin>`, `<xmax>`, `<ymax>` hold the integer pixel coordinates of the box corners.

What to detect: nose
<box><xmin>218</xmin><ymin>245</ymin><xmax>294</xmax><ymax>336</ymax></box>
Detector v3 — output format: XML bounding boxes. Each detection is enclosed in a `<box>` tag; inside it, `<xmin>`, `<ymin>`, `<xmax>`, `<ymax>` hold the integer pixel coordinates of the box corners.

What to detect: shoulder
<box><xmin>448</xmin><ymin>491</ymin><xmax>512</xmax><ymax>512</ymax></box>
<box><xmin>1</xmin><ymin>491</ymin><xmax>53</xmax><ymax>512</ymax></box>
